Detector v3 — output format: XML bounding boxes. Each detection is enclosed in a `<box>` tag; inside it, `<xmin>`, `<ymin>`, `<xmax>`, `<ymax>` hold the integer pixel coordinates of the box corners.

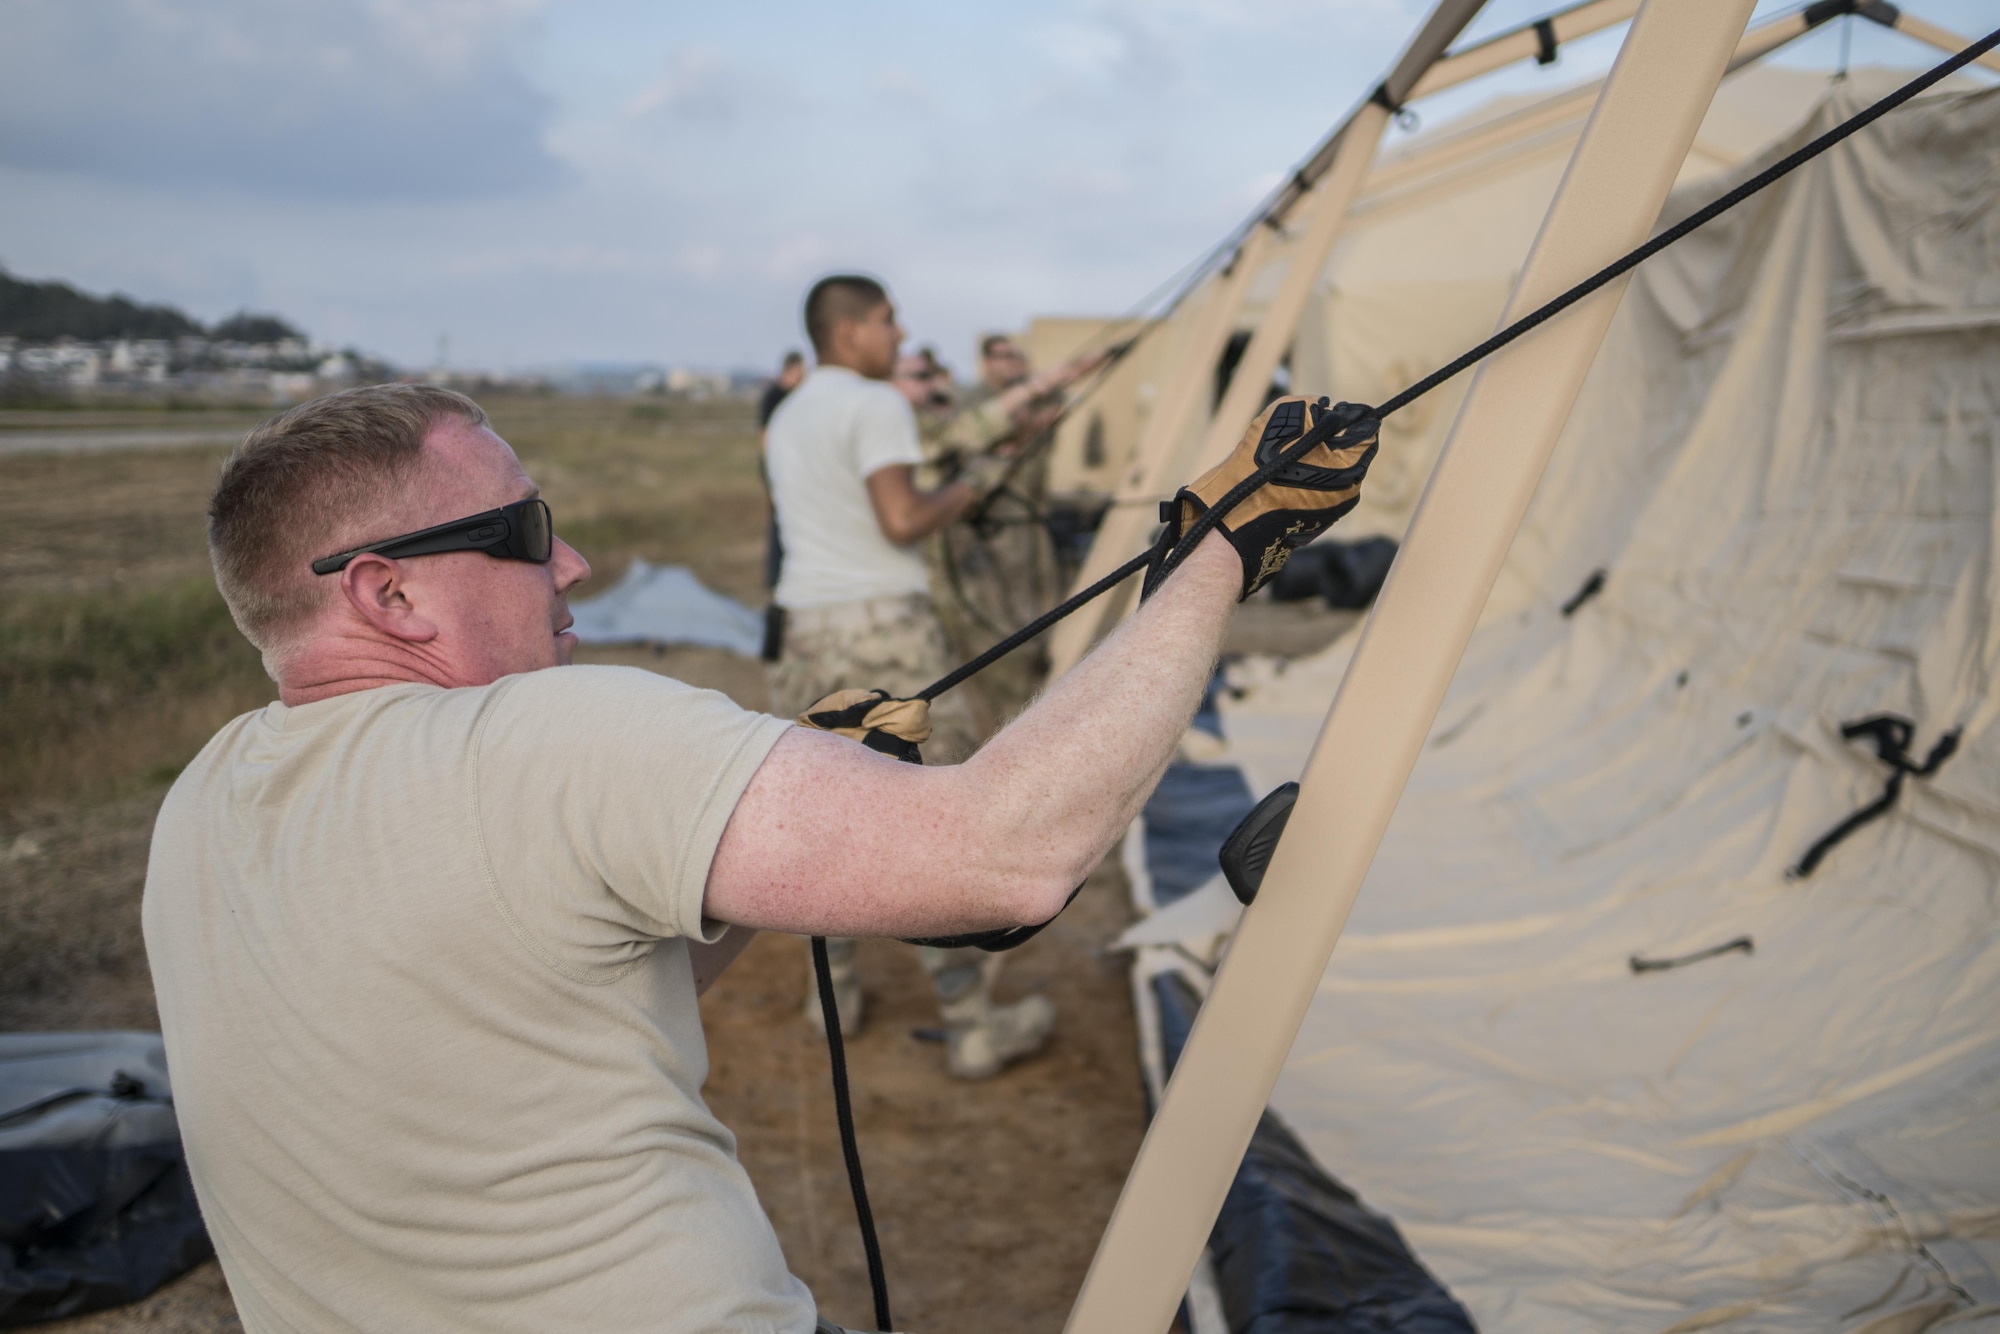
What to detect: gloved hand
<box><xmin>795</xmin><ymin>688</ymin><xmax>930</xmax><ymax>764</ymax></box>
<box><xmin>1153</xmin><ymin>396</ymin><xmax>1379</xmax><ymax>600</ymax></box>
<box><xmin>953</xmin><ymin>449</ymin><xmax>1014</xmax><ymax>503</ymax></box>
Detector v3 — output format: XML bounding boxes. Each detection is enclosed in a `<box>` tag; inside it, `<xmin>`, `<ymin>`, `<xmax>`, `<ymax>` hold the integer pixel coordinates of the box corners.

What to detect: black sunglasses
<box><xmin>311</xmin><ymin>498</ymin><xmax>553</xmax><ymax>576</ymax></box>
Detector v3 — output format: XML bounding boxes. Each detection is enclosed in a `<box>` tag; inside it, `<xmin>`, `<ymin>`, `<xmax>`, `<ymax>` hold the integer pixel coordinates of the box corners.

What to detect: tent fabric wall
<box><xmin>1292</xmin><ymin>65</ymin><xmax>1939</xmax><ymax>546</ymax></box>
<box><xmin>1175</xmin><ymin>84</ymin><xmax>2000</xmax><ymax>1330</ymax></box>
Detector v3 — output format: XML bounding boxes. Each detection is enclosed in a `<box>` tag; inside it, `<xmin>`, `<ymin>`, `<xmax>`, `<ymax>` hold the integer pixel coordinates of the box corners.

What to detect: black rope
<box><xmin>937</xmin><ymin>515</ymin><xmax>1012</xmax><ymax>640</ymax></box>
<box><xmin>812</xmin><ymin>936</ymin><xmax>892</xmax><ymax>1331</ymax></box>
<box><xmin>946</xmin><ymin>485</ymin><xmax>1068</xmax><ymax>638</ymax></box>
<box><xmin>916</xmin><ymin>549</ymin><xmax>1153</xmax><ymax>702</ymax></box>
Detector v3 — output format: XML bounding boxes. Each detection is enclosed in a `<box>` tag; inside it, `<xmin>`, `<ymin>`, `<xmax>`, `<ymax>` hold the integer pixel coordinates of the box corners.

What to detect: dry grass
<box><xmin>0</xmin><ymin>395</ymin><xmax>766</xmax><ymax>807</ymax></box>
<box><xmin>0</xmin><ymin>394</ymin><xmax>770</xmax><ymax>1018</ymax></box>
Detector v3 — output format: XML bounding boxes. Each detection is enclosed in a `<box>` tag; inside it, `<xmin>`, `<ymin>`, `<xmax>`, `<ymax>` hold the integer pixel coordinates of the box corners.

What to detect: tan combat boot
<box><xmin>939</xmin><ymin>985</ymin><xmax>1056</xmax><ymax>1081</ymax></box>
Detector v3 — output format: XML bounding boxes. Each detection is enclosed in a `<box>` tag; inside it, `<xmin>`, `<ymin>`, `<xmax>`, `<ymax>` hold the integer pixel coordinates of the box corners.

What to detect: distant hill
<box><xmin>0</xmin><ymin>266</ymin><xmax>303</xmax><ymax>344</ymax></box>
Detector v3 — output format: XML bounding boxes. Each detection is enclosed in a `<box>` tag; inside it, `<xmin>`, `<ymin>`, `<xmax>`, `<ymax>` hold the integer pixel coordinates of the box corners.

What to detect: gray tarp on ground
<box><xmin>565</xmin><ymin>559</ymin><xmax>763</xmax><ymax>657</ymax></box>
<box><xmin>0</xmin><ymin>1033</ymin><xmax>211</xmax><ymax>1325</ymax></box>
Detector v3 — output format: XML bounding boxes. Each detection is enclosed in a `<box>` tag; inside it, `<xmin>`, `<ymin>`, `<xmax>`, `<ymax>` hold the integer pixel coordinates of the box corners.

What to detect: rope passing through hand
<box><xmin>804</xmin><ymin>28</ymin><xmax>2000</xmax><ymax>1327</ymax></box>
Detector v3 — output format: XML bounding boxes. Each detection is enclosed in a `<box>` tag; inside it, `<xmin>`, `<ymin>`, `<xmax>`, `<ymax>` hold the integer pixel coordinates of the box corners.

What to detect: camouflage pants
<box><xmin>927</xmin><ymin>517</ymin><xmax>1055</xmax><ymax>736</ymax></box>
<box><xmin>768</xmin><ymin>593</ymin><xmax>987</xmax><ymax>1003</ymax></box>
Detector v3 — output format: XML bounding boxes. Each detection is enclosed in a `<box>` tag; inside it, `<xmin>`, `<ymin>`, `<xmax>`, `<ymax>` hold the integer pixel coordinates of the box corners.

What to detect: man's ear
<box><xmin>338</xmin><ymin>554</ymin><xmax>440</xmax><ymax>643</ymax></box>
<box><xmin>828</xmin><ymin>318</ymin><xmax>856</xmax><ymax>365</ymax></box>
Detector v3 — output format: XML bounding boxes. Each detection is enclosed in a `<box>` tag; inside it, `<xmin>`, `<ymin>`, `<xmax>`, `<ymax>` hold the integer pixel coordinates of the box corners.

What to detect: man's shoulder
<box><xmin>489</xmin><ymin>663</ymin><xmax>704</xmax><ymax>714</ymax></box>
<box><xmin>789</xmin><ymin>367</ymin><xmax>904</xmax><ymax>414</ymax></box>
<box><xmin>769</xmin><ymin>370</ymin><xmax>912</xmax><ymax>455</ymax></box>
<box><xmin>484</xmin><ymin>665</ymin><xmax>772</xmax><ymax>741</ymax></box>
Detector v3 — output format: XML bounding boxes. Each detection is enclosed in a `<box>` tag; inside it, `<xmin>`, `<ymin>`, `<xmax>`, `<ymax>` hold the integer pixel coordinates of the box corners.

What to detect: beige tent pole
<box><xmin>1886</xmin><ymin>12</ymin><xmax>2000</xmax><ymax>74</ymax></box>
<box><xmin>1373</xmin><ymin>7</ymin><xmax>1832</xmax><ymax>204</ymax></box>
<box><xmin>1063</xmin><ymin>1</ymin><xmax>1757</xmax><ymax>1331</ymax></box>
<box><xmin>1407</xmin><ymin>0</ymin><xmax>1641</xmax><ymax>98</ymax></box>
<box><xmin>1045</xmin><ymin>226</ymin><xmax>1277</xmax><ymax>674</ymax></box>
<box><xmin>1046</xmin><ymin>0</ymin><xmax>1489</xmax><ymax>677</ymax></box>
<box><xmin>1180</xmin><ymin>100</ymin><xmax>1394</xmax><ymax>483</ymax></box>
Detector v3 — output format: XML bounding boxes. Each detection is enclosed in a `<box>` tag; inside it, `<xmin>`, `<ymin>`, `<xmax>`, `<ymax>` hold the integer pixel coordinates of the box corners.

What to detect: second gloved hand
<box><xmin>954</xmin><ymin>449</ymin><xmax>1014</xmax><ymax>504</ymax></box>
<box><xmin>1154</xmin><ymin>396</ymin><xmax>1379</xmax><ymax>600</ymax></box>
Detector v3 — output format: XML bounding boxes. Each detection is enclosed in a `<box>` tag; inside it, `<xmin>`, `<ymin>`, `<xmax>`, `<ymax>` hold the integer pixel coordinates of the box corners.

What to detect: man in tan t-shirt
<box><xmin>144</xmin><ymin>381</ymin><xmax>1374</xmax><ymax>1331</ymax></box>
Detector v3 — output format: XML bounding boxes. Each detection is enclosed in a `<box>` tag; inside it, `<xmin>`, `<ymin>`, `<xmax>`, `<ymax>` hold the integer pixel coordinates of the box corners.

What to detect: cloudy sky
<box><xmin>1</xmin><ymin>0</ymin><xmax>1991</xmax><ymax>373</ymax></box>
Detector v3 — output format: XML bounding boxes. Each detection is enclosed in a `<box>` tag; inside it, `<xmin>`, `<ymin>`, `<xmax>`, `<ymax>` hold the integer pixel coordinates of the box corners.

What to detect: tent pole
<box><xmin>1374</xmin><ymin>8</ymin><xmax>1837</xmax><ymax>206</ymax></box>
<box><xmin>1046</xmin><ymin>225</ymin><xmax>1276</xmax><ymax>676</ymax></box>
<box><xmin>1062</xmin><ymin>1</ymin><xmax>1757</xmax><ymax>1330</ymax></box>
<box><xmin>1408</xmin><ymin>0</ymin><xmax>1641</xmax><ymax>99</ymax></box>
<box><xmin>1884</xmin><ymin>12</ymin><xmax>2000</xmax><ymax>74</ymax></box>
<box><xmin>1046</xmin><ymin>0</ymin><xmax>1489</xmax><ymax>678</ymax></box>
<box><xmin>1178</xmin><ymin>97</ymin><xmax>1395</xmax><ymax>477</ymax></box>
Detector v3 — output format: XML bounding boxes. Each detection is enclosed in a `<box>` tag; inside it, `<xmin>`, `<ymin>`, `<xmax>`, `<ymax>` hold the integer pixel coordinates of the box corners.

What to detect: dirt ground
<box><xmin>0</xmin><ymin>397</ymin><xmax>1353</xmax><ymax>1331</ymax></box>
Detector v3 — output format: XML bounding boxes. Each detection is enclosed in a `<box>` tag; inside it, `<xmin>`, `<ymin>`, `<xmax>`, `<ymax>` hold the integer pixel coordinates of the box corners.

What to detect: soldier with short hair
<box><xmin>928</xmin><ymin>332</ymin><xmax>1109</xmax><ymax>731</ymax></box>
<box><xmin>764</xmin><ymin>274</ymin><xmax>1053</xmax><ymax>1077</ymax></box>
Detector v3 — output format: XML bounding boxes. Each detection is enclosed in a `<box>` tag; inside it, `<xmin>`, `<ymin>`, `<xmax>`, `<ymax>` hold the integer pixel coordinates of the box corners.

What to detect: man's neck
<box><xmin>277</xmin><ymin>634</ymin><xmax>461</xmax><ymax>706</ymax></box>
<box><xmin>816</xmin><ymin>354</ymin><xmax>885</xmax><ymax>381</ymax></box>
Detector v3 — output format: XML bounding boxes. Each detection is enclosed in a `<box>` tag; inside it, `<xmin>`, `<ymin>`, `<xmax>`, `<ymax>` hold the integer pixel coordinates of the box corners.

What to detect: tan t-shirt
<box><xmin>143</xmin><ymin>666</ymin><xmax>814</xmax><ymax>1333</ymax></box>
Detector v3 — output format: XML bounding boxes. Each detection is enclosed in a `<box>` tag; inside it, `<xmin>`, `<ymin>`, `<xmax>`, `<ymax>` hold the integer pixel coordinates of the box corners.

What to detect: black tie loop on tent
<box><xmin>807</xmin><ymin>31</ymin><xmax>2000</xmax><ymax>1327</ymax></box>
<box><xmin>1533</xmin><ymin>18</ymin><xmax>1560</xmax><ymax>66</ymax></box>
<box><xmin>1788</xmin><ymin>715</ymin><xmax>1962</xmax><ymax>879</ymax></box>
<box><xmin>1630</xmin><ymin>935</ymin><xmax>1754</xmax><ymax>974</ymax></box>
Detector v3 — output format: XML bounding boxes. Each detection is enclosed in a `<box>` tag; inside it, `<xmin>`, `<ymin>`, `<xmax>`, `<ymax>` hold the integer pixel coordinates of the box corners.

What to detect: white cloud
<box><xmin>0</xmin><ymin>0</ymin><xmax>565</xmax><ymax>200</ymax></box>
<box><xmin>625</xmin><ymin>46</ymin><xmax>746</xmax><ymax>126</ymax></box>
<box><xmin>762</xmin><ymin>234</ymin><xmax>833</xmax><ymax>284</ymax></box>
<box><xmin>870</xmin><ymin>65</ymin><xmax>938</xmax><ymax>111</ymax></box>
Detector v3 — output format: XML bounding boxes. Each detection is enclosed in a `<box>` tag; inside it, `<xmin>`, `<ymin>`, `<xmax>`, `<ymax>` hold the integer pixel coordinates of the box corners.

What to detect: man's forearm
<box><xmin>952</xmin><ymin>532</ymin><xmax>1239</xmax><ymax>905</ymax></box>
<box><xmin>867</xmin><ymin>465</ymin><xmax>974</xmax><ymax>544</ymax></box>
<box><xmin>701</xmin><ymin>535</ymin><xmax>1237</xmax><ymax>939</ymax></box>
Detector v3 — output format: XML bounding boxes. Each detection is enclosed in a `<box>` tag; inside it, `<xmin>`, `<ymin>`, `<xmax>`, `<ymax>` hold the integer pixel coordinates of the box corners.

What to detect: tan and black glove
<box><xmin>953</xmin><ymin>449</ymin><xmax>1014</xmax><ymax>503</ymax></box>
<box><xmin>1151</xmin><ymin>395</ymin><xmax>1379</xmax><ymax>600</ymax></box>
<box><xmin>795</xmin><ymin>688</ymin><xmax>930</xmax><ymax>764</ymax></box>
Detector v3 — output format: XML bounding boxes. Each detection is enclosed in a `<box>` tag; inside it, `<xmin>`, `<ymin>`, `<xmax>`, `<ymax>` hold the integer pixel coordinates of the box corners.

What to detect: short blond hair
<box><xmin>209</xmin><ymin>383</ymin><xmax>487</xmax><ymax>657</ymax></box>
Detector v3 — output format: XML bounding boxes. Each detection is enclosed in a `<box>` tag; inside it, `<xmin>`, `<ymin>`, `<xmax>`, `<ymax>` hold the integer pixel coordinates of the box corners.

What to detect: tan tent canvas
<box><xmin>1132</xmin><ymin>82</ymin><xmax>2000</xmax><ymax>1328</ymax></box>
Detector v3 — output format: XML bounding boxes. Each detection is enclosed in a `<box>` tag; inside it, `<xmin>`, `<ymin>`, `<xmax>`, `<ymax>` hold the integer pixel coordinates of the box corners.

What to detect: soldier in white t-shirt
<box><xmin>764</xmin><ymin>274</ymin><xmax>1054</xmax><ymax>1077</ymax></box>
<box><xmin>144</xmin><ymin>375</ymin><xmax>1375</xmax><ymax>1330</ymax></box>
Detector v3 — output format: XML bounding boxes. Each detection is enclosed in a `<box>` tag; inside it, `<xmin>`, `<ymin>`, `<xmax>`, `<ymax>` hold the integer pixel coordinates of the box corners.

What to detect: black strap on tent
<box><xmin>1560</xmin><ymin>568</ymin><xmax>1606</xmax><ymax>616</ymax></box>
<box><xmin>1788</xmin><ymin>715</ymin><xmax>1962</xmax><ymax>878</ymax></box>
<box><xmin>1534</xmin><ymin>18</ymin><xmax>1560</xmax><ymax>65</ymax></box>
<box><xmin>1631</xmin><ymin>935</ymin><xmax>1754</xmax><ymax>973</ymax></box>
<box><xmin>1803</xmin><ymin>0</ymin><xmax>1902</xmax><ymax>32</ymax></box>
<box><xmin>810</xmin><ymin>29</ymin><xmax>2000</xmax><ymax>1327</ymax></box>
